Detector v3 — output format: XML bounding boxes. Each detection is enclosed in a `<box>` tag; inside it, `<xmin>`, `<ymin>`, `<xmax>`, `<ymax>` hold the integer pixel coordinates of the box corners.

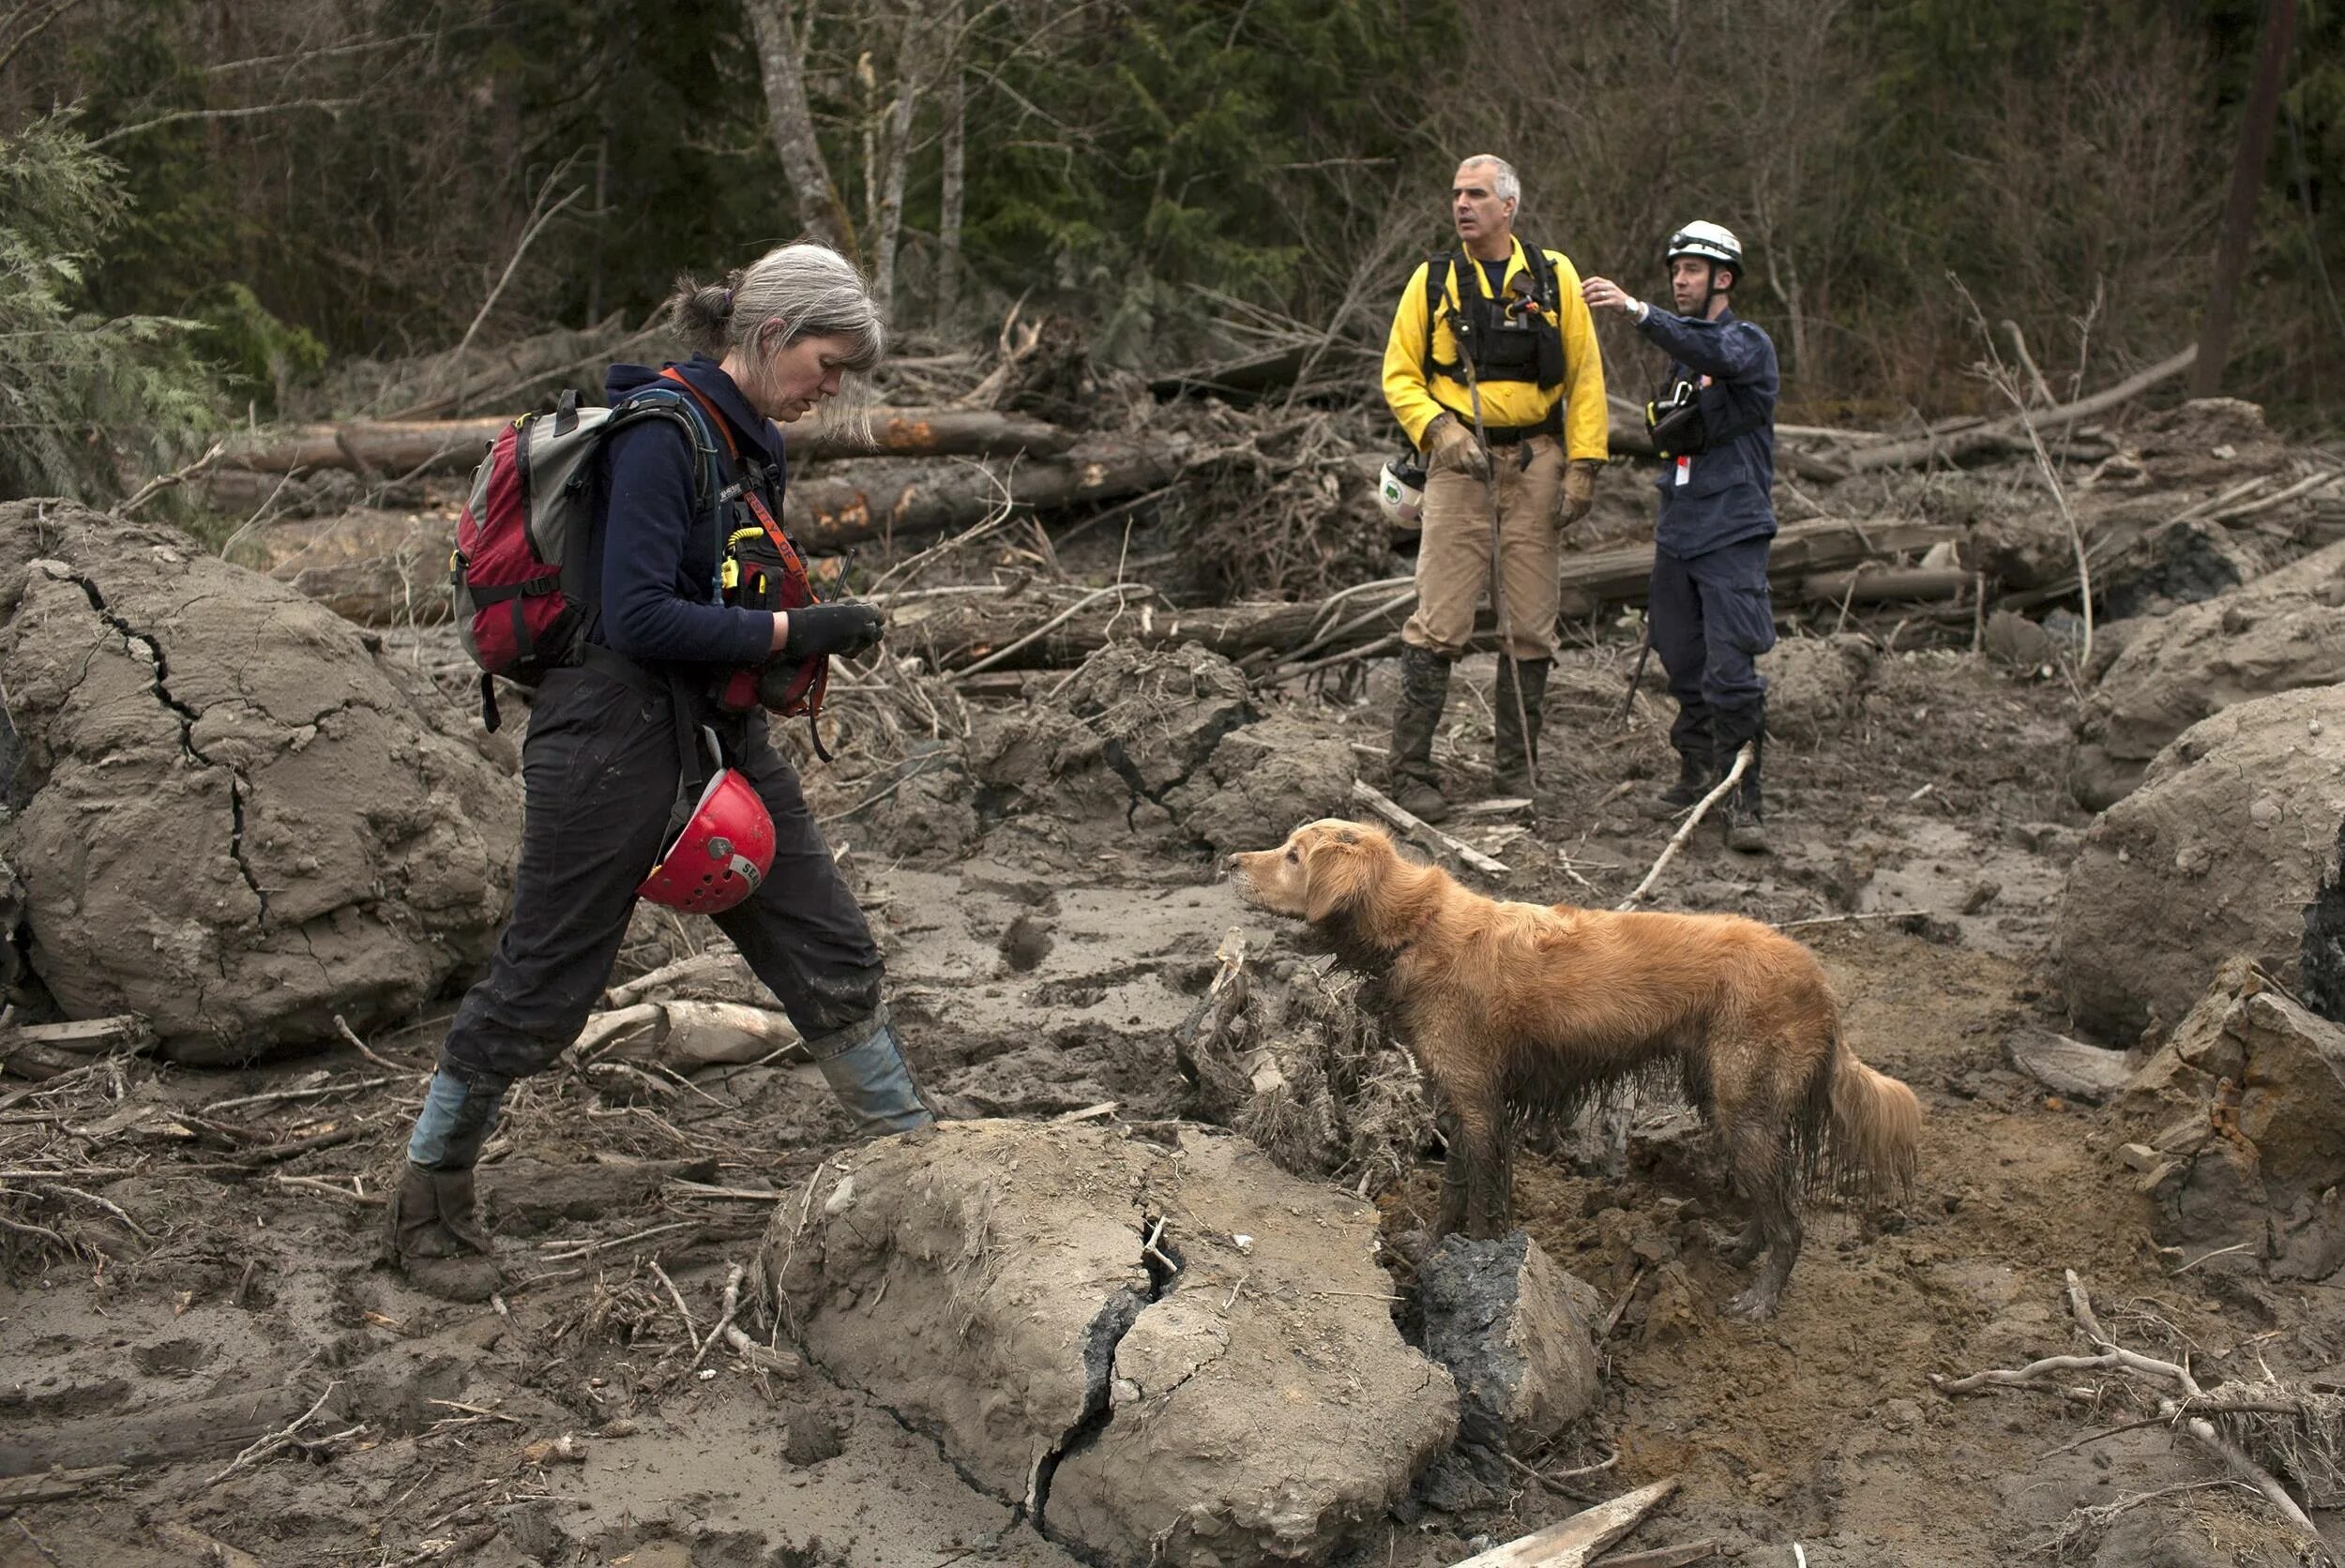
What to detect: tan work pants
<box><xmin>1400</xmin><ymin>433</ymin><xmax>1564</xmax><ymax>660</ymax></box>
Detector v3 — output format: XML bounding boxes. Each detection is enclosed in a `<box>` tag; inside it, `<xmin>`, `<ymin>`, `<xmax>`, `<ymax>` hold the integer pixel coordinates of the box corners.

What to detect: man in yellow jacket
<box><xmin>1381</xmin><ymin>154</ymin><xmax>1608</xmax><ymax>820</ymax></box>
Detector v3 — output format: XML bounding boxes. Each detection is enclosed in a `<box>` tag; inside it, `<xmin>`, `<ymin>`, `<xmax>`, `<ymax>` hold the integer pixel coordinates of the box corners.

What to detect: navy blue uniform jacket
<box><xmin>1637</xmin><ymin>307</ymin><xmax>1779</xmax><ymax>558</ymax></box>
<box><xmin>588</xmin><ymin>355</ymin><xmax>785</xmax><ymax>670</ymax></box>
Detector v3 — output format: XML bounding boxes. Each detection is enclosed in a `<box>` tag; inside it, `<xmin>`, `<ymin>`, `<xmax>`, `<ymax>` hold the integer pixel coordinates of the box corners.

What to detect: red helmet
<box><xmin>638</xmin><ymin>766</ymin><xmax>775</xmax><ymax>913</ymax></box>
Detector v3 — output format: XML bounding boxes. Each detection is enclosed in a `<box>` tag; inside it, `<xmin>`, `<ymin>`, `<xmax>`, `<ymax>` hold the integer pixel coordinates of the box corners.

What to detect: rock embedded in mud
<box><xmin>1162</xmin><ymin>717</ymin><xmax>1355</xmax><ymax>854</ymax></box>
<box><xmin>2055</xmin><ymin>685</ymin><xmax>2345</xmax><ymax>1041</ymax></box>
<box><xmin>761</xmin><ymin>1119</ymin><xmax>1458</xmax><ymax>1567</ymax></box>
<box><xmin>968</xmin><ymin>642</ymin><xmax>1253</xmax><ymax>817</ymax></box>
<box><xmin>2069</xmin><ymin>535</ymin><xmax>2345</xmax><ymax>810</ymax></box>
<box><xmin>1415</xmin><ymin>1232</ymin><xmax>1602</xmax><ymax>1455</ymax></box>
<box><xmin>1755</xmin><ymin>634</ymin><xmax>1875</xmax><ymax>745</ymax></box>
<box><xmin>0</xmin><ymin>502</ymin><xmax>519</xmax><ymax>1063</ymax></box>
<box><xmin>2117</xmin><ymin>959</ymin><xmax>2345</xmax><ymax>1280</ymax></box>
<box><xmin>2004</xmin><ymin>1029</ymin><xmax>2132</xmax><ymax>1104</ymax></box>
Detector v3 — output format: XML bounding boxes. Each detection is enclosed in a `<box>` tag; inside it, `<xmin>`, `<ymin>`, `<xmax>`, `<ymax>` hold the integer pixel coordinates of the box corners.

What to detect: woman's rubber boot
<box><xmin>385</xmin><ymin>1063</ymin><xmax>507</xmax><ymax>1302</ymax></box>
<box><xmin>384</xmin><ymin>1164</ymin><xmax>501</xmax><ymax>1303</ymax></box>
<box><xmin>1492</xmin><ymin>656</ymin><xmax>1550</xmax><ymax>799</ymax></box>
<box><xmin>1388</xmin><ymin>645</ymin><xmax>1454</xmax><ymax>822</ymax></box>
<box><xmin>809</xmin><ymin>1015</ymin><xmax>937</xmax><ymax>1137</ymax></box>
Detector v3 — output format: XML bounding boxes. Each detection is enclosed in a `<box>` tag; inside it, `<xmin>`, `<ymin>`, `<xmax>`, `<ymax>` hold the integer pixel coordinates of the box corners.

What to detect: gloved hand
<box><xmin>780</xmin><ymin>600</ymin><xmax>885</xmax><ymax>660</ymax></box>
<box><xmin>1561</xmin><ymin>458</ymin><xmax>1602</xmax><ymax>524</ymax></box>
<box><xmin>1420</xmin><ymin>413</ymin><xmax>1490</xmax><ymax>481</ymax></box>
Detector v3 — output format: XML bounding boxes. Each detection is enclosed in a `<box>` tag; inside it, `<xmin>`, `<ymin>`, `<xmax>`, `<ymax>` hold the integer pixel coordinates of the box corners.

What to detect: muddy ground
<box><xmin>6</xmin><ymin>508</ymin><xmax>2345</xmax><ymax>1567</ymax></box>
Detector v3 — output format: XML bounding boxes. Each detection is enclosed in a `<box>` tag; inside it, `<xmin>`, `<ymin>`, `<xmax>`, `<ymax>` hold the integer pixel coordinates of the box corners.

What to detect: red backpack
<box><xmin>448</xmin><ymin>374</ymin><xmax>826</xmax><ymax>739</ymax></box>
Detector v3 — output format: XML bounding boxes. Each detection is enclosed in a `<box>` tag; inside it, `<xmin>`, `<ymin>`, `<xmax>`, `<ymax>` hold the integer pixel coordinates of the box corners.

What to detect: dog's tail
<box><xmin>1826</xmin><ymin>1029</ymin><xmax>1920</xmax><ymax>1200</ymax></box>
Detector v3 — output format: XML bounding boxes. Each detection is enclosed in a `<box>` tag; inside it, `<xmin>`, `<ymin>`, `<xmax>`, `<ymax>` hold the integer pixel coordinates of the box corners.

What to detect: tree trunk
<box><xmin>936</xmin><ymin>0</ymin><xmax>966</xmax><ymax>327</ymax></box>
<box><xmin>2193</xmin><ymin>0</ymin><xmax>2297</xmax><ymax>399</ymax></box>
<box><xmin>743</xmin><ymin>0</ymin><xmax>856</xmax><ymax>253</ymax></box>
<box><xmin>786</xmin><ymin>435</ymin><xmax>1187</xmax><ymax>548</ymax></box>
<box><xmin>218</xmin><ymin>408</ymin><xmax>1078</xmax><ymax>475</ymax></box>
<box><xmin>878</xmin><ymin>517</ymin><xmax>1953</xmax><ymax>671</ymax></box>
<box><xmin>871</xmin><ymin>0</ymin><xmax>928</xmax><ymax>319</ymax></box>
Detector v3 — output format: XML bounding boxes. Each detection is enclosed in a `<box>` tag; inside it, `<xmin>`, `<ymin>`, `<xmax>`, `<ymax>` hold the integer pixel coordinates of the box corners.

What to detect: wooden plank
<box><xmin>1449</xmin><ymin>1477</ymin><xmax>1679</xmax><ymax>1567</ymax></box>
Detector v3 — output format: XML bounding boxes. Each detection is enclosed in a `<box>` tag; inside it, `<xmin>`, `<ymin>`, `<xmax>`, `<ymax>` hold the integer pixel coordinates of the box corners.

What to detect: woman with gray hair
<box><xmin>386</xmin><ymin>242</ymin><xmax>933</xmax><ymax>1302</ymax></box>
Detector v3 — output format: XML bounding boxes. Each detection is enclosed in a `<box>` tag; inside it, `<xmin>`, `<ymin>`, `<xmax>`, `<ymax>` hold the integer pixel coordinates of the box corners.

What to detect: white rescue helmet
<box><xmin>1665</xmin><ymin>220</ymin><xmax>1743</xmax><ymax>274</ymax></box>
<box><xmin>1377</xmin><ymin>451</ymin><xmax>1427</xmax><ymax>527</ymax></box>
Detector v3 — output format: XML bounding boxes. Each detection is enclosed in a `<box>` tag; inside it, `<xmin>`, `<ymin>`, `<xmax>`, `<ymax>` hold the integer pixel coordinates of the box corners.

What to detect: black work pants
<box><xmin>439</xmin><ymin>663</ymin><xmax>883</xmax><ymax>1083</ymax></box>
<box><xmin>1648</xmin><ymin>535</ymin><xmax>1776</xmax><ymax>757</ymax></box>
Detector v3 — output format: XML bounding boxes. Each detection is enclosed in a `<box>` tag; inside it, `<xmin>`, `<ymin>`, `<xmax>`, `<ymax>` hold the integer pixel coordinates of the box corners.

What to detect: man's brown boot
<box><xmin>385</xmin><ymin>1163</ymin><xmax>501</xmax><ymax>1303</ymax></box>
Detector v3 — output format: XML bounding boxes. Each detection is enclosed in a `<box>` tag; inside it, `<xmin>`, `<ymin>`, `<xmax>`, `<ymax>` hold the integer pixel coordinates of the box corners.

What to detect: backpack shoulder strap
<box><xmin>1422</xmin><ymin>250</ymin><xmax>1459</xmax><ymax>380</ymax></box>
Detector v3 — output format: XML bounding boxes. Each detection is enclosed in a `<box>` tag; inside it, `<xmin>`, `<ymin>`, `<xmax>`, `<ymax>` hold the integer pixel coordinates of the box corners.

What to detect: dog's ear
<box><xmin>1301</xmin><ymin>832</ymin><xmax>1372</xmax><ymax>924</ymax></box>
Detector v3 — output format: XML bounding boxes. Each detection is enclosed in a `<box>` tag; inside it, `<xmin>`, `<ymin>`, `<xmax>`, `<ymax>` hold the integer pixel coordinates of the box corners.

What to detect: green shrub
<box><xmin>0</xmin><ymin>114</ymin><xmax>219</xmax><ymax>504</ymax></box>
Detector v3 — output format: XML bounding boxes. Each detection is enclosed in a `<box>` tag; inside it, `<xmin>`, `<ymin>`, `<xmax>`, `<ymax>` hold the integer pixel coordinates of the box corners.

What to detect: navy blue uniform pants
<box><xmin>1647</xmin><ymin>536</ymin><xmax>1776</xmax><ymax>758</ymax></box>
<box><xmin>439</xmin><ymin>662</ymin><xmax>884</xmax><ymax>1083</ymax></box>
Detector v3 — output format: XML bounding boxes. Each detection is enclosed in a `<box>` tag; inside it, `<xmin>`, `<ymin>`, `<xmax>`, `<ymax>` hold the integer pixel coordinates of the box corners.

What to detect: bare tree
<box><xmin>935</xmin><ymin>0</ymin><xmax>966</xmax><ymax>326</ymax></box>
<box><xmin>744</xmin><ymin>0</ymin><xmax>857</xmax><ymax>254</ymax></box>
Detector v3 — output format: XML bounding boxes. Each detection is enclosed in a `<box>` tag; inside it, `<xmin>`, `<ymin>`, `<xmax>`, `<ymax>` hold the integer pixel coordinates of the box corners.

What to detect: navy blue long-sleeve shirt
<box><xmin>1636</xmin><ymin>306</ymin><xmax>1779</xmax><ymax>557</ymax></box>
<box><xmin>588</xmin><ymin>355</ymin><xmax>785</xmax><ymax>669</ymax></box>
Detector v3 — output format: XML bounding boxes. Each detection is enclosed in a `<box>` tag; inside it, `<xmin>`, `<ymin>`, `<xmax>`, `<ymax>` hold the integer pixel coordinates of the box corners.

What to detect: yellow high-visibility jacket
<box><xmin>1382</xmin><ymin>236</ymin><xmax>1609</xmax><ymax>462</ymax></box>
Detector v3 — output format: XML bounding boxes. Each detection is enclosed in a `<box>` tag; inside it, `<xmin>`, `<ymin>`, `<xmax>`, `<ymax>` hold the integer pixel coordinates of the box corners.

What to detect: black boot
<box><xmin>1492</xmin><ymin>656</ymin><xmax>1550</xmax><ymax>799</ymax></box>
<box><xmin>1388</xmin><ymin>645</ymin><xmax>1454</xmax><ymax>822</ymax></box>
<box><xmin>1653</xmin><ymin>748</ymin><xmax>1713</xmax><ymax>814</ymax></box>
<box><xmin>1717</xmin><ymin>728</ymin><xmax>1768</xmax><ymax>854</ymax></box>
<box><xmin>384</xmin><ymin>1164</ymin><xmax>501</xmax><ymax>1303</ymax></box>
<box><xmin>1643</xmin><ymin>703</ymin><xmax>1717</xmax><ymax>819</ymax></box>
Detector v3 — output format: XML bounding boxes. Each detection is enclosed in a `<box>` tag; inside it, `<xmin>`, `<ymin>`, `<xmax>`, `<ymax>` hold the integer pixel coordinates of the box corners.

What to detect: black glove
<box><xmin>780</xmin><ymin>600</ymin><xmax>885</xmax><ymax>660</ymax></box>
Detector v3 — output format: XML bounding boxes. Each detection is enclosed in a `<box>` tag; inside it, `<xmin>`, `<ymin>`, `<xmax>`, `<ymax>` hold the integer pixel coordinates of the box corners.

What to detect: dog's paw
<box><xmin>1723</xmin><ymin>1285</ymin><xmax>1781</xmax><ymax>1320</ymax></box>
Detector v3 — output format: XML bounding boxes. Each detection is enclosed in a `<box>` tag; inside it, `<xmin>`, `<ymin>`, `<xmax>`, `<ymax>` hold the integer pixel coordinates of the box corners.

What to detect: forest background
<box><xmin>1</xmin><ymin>0</ymin><xmax>2339</xmax><ymax>503</ymax></box>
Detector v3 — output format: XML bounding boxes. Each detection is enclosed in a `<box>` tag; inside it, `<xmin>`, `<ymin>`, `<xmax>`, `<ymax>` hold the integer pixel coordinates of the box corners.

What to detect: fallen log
<box><xmin>220</xmin><ymin>407</ymin><xmax>1080</xmax><ymax>476</ymax></box>
<box><xmin>230</xmin><ymin>436</ymin><xmax>1190</xmax><ymax>623</ymax></box>
<box><xmin>1839</xmin><ymin>345</ymin><xmax>2197</xmax><ymax>474</ymax></box>
<box><xmin>785</xmin><ymin>434</ymin><xmax>1188</xmax><ymax>549</ymax></box>
<box><xmin>889</xmin><ymin>517</ymin><xmax>1950</xmax><ymax>671</ymax></box>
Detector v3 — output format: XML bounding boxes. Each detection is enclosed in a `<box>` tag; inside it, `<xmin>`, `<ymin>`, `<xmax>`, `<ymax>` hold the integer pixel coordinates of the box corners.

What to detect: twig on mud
<box><xmin>693</xmin><ymin>1262</ymin><xmax>749</xmax><ymax>1369</ymax></box>
<box><xmin>205</xmin><ymin>1076</ymin><xmax>390</xmax><ymax>1115</ymax></box>
<box><xmin>199</xmin><ymin>1381</ymin><xmax>343</xmax><ymax>1488</ymax></box>
<box><xmin>951</xmin><ymin>582</ymin><xmax>1158</xmax><ymax>680</ymax></box>
<box><xmin>1351</xmin><ymin>778</ymin><xmax>1510</xmax><ymax>878</ymax></box>
<box><xmin>1935</xmin><ymin>1270</ymin><xmax>2337</xmax><ymax>1563</ymax></box>
<box><xmin>648</xmin><ymin>1259</ymin><xmax>699</xmax><ymax>1346</ymax></box>
<box><xmin>1615</xmin><ymin>744</ymin><xmax>1755</xmax><ymax>910</ymax></box>
<box><xmin>333</xmin><ymin>1014</ymin><xmax>411</xmax><ymax>1072</ymax></box>
<box><xmin>722</xmin><ymin>1322</ymin><xmax>802</xmax><ymax>1376</ymax></box>
<box><xmin>538</xmin><ymin>1220</ymin><xmax>693</xmax><ymax>1263</ymax></box>
<box><xmin>1264</xmin><ymin>630</ymin><xmax>1402</xmax><ymax>687</ymax></box>
<box><xmin>47</xmin><ymin>1184</ymin><xmax>152</xmax><ymax>1243</ymax></box>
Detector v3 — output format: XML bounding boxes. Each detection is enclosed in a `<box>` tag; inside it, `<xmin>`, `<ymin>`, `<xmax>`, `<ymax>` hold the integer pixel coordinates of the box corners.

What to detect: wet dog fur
<box><xmin>1229</xmin><ymin>819</ymin><xmax>1920</xmax><ymax>1318</ymax></box>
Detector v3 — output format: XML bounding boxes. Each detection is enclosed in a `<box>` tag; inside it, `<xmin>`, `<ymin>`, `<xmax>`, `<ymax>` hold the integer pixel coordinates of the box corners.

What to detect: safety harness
<box><xmin>1420</xmin><ymin>245</ymin><xmax>1567</xmax><ymax>438</ymax></box>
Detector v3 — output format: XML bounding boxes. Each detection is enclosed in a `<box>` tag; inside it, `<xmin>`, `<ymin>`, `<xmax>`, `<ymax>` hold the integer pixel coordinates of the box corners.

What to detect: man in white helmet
<box><xmin>1378</xmin><ymin>154</ymin><xmax>1610</xmax><ymax>820</ymax></box>
<box><xmin>1582</xmin><ymin>222</ymin><xmax>1779</xmax><ymax>852</ymax></box>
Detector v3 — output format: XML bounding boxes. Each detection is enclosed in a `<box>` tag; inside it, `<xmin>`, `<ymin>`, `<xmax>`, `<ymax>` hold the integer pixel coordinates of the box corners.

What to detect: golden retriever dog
<box><xmin>1229</xmin><ymin>819</ymin><xmax>1919</xmax><ymax>1318</ymax></box>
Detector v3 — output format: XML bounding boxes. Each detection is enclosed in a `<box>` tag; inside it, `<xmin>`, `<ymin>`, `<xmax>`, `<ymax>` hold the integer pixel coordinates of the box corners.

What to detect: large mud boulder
<box><xmin>0</xmin><ymin>501</ymin><xmax>518</xmax><ymax>1063</ymax></box>
<box><xmin>2116</xmin><ymin>960</ymin><xmax>2345</xmax><ymax>1281</ymax></box>
<box><xmin>1164</xmin><ymin>717</ymin><xmax>1355</xmax><ymax>854</ymax></box>
<box><xmin>2055</xmin><ymin>685</ymin><xmax>2345</xmax><ymax>1040</ymax></box>
<box><xmin>2070</xmin><ymin>537</ymin><xmax>2345</xmax><ymax>809</ymax></box>
<box><xmin>763</xmin><ymin>1119</ymin><xmax>1458</xmax><ymax>1567</ymax></box>
<box><xmin>1757</xmin><ymin>634</ymin><xmax>1875</xmax><ymax>744</ymax></box>
<box><xmin>967</xmin><ymin>642</ymin><xmax>1253</xmax><ymax>817</ymax></box>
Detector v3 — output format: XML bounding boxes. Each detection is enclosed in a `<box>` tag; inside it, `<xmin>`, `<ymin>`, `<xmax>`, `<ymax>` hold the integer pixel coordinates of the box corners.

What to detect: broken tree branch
<box><xmin>1352</xmin><ymin>778</ymin><xmax>1510</xmax><ymax>877</ymax></box>
<box><xmin>1616</xmin><ymin>744</ymin><xmax>1755</xmax><ymax>910</ymax></box>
